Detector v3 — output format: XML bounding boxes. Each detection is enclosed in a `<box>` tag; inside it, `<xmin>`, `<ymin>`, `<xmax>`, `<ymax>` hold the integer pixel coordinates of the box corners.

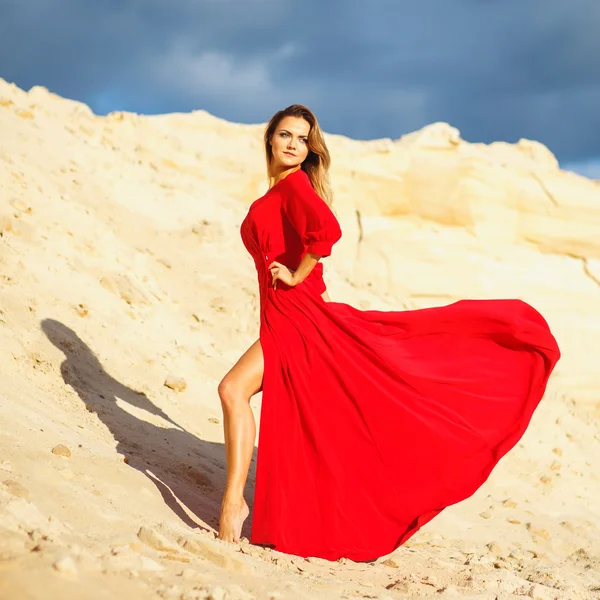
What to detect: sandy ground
<box><xmin>1</xmin><ymin>78</ymin><xmax>599</xmax><ymax>599</ymax></box>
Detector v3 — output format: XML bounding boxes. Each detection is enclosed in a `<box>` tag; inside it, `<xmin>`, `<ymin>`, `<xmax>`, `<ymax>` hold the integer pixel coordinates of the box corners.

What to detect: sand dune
<box><xmin>1</xmin><ymin>78</ymin><xmax>599</xmax><ymax>599</ymax></box>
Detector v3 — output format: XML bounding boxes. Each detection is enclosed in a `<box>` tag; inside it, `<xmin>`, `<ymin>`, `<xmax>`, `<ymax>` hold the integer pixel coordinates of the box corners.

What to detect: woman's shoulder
<box><xmin>280</xmin><ymin>168</ymin><xmax>311</xmax><ymax>193</ymax></box>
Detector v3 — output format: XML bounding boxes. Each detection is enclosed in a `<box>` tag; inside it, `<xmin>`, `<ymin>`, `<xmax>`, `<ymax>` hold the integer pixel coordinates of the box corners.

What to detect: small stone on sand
<box><xmin>53</xmin><ymin>555</ymin><xmax>78</xmax><ymax>577</ymax></box>
<box><xmin>2</xmin><ymin>479</ymin><xmax>29</xmax><ymax>499</ymax></box>
<box><xmin>164</xmin><ymin>376</ymin><xmax>187</xmax><ymax>392</ymax></box>
<box><xmin>51</xmin><ymin>444</ymin><xmax>72</xmax><ymax>458</ymax></box>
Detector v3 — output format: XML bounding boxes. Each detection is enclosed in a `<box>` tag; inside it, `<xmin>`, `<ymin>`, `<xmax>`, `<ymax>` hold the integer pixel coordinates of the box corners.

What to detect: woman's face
<box><xmin>270</xmin><ymin>116</ymin><xmax>310</xmax><ymax>170</ymax></box>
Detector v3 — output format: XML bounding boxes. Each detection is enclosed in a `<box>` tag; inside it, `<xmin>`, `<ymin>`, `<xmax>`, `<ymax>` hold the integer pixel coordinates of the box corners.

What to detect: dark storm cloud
<box><xmin>1</xmin><ymin>0</ymin><xmax>599</xmax><ymax>164</ymax></box>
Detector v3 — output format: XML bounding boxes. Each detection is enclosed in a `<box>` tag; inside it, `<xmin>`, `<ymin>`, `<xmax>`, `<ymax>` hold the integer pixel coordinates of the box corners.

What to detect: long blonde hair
<box><xmin>264</xmin><ymin>104</ymin><xmax>333</xmax><ymax>205</ymax></box>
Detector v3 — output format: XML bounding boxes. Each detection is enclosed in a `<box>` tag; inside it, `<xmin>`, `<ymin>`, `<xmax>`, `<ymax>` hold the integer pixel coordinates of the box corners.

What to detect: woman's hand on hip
<box><xmin>268</xmin><ymin>261</ymin><xmax>296</xmax><ymax>289</ymax></box>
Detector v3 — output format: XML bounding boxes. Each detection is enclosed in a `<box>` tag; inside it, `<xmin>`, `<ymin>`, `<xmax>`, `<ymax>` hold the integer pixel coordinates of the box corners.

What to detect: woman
<box><xmin>217</xmin><ymin>104</ymin><xmax>560</xmax><ymax>562</ymax></box>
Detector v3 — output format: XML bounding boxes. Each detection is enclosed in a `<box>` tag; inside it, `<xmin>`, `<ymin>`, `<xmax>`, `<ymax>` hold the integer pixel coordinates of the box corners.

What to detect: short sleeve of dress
<box><xmin>280</xmin><ymin>170</ymin><xmax>342</xmax><ymax>257</ymax></box>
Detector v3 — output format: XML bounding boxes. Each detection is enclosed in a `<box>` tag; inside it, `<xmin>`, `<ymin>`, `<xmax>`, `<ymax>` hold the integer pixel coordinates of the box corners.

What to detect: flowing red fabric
<box><xmin>240</xmin><ymin>168</ymin><xmax>560</xmax><ymax>562</ymax></box>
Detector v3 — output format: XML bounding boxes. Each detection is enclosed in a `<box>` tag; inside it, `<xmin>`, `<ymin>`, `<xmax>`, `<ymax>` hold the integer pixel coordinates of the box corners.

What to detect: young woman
<box><xmin>216</xmin><ymin>104</ymin><xmax>560</xmax><ymax>562</ymax></box>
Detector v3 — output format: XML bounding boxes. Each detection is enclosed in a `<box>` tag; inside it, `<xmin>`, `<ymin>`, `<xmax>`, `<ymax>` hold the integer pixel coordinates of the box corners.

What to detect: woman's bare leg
<box><xmin>217</xmin><ymin>339</ymin><xmax>264</xmax><ymax>542</ymax></box>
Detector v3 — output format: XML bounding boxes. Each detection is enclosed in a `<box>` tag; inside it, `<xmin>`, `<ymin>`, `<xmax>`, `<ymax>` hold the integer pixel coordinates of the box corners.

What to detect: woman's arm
<box><xmin>270</xmin><ymin>169</ymin><xmax>342</xmax><ymax>290</ymax></box>
<box><xmin>268</xmin><ymin>252</ymin><xmax>321</xmax><ymax>289</ymax></box>
<box><xmin>280</xmin><ymin>170</ymin><xmax>342</xmax><ymax>258</ymax></box>
<box><xmin>291</xmin><ymin>252</ymin><xmax>321</xmax><ymax>286</ymax></box>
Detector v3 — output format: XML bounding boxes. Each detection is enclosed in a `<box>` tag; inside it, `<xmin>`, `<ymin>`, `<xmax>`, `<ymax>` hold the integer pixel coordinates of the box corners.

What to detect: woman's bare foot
<box><xmin>218</xmin><ymin>497</ymin><xmax>250</xmax><ymax>543</ymax></box>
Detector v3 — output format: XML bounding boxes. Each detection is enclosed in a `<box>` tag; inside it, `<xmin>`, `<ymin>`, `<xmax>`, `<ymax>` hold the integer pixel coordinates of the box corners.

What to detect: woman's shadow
<box><xmin>41</xmin><ymin>318</ymin><xmax>256</xmax><ymax>536</ymax></box>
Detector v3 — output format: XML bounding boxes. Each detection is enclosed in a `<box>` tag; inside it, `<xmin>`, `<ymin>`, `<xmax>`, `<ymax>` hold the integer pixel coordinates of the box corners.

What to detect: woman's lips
<box><xmin>284</xmin><ymin>151</ymin><xmax>296</xmax><ymax>157</ymax></box>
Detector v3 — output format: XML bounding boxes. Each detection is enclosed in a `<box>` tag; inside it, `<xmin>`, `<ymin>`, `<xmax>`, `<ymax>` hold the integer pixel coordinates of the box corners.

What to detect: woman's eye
<box><xmin>299</xmin><ymin>138</ymin><xmax>307</xmax><ymax>144</ymax></box>
<box><xmin>279</xmin><ymin>132</ymin><xmax>289</xmax><ymax>137</ymax></box>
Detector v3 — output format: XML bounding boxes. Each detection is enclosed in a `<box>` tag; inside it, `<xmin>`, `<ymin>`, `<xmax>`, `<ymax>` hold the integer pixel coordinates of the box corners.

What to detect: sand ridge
<box><xmin>1</xmin><ymin>78</ymin><xmax>599</xmax><ymax>599</ymax></box>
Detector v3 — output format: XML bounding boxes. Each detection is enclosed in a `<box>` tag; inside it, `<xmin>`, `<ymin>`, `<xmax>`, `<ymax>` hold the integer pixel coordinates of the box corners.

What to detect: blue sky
<box><xmin>1</xmin><ymin>0</ymin><xmax>599</xmax><ymax>177</ymax></box>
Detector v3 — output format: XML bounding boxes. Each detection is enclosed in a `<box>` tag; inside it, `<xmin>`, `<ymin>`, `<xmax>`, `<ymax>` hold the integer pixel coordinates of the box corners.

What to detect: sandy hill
<box><xmin>1</xmin><ymin>78</ymin><xmax>599</xmax><ymax>600</ymax></box>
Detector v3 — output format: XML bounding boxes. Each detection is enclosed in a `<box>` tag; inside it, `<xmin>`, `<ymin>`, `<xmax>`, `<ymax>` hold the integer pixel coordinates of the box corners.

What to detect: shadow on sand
<box><xmin>41</xmin><ymin>319</ymin><xmax>256</xmax><ymax>537</ymax></box>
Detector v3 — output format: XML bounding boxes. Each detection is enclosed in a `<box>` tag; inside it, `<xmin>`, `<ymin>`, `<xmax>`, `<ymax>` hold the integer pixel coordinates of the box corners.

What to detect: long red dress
<box><xmin>240</xmin><ymin>168</ymin><xmax>560</xmax><ymax>562</ymax></box>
